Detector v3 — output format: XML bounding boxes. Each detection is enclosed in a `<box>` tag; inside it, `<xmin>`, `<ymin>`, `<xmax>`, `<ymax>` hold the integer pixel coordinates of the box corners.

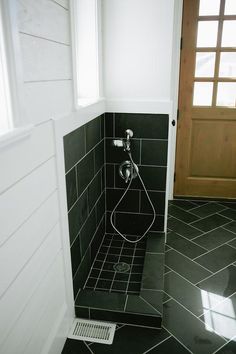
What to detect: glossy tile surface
<box><xmin>62</xmin><ymin>198</ymin><xmax>236</xmax><ymax>354</ymax></box>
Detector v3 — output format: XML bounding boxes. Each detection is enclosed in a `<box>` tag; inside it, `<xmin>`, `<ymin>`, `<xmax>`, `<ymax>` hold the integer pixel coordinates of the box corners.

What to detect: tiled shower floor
<box><xmin>84</xmin><ymin>233</ymin><xmax>146</xmax><ymax>295</ymax></box>
<box><xmin>63</xmin><ymin>199</ymin><xmax>236</xmax><ymax>354</ymax></box>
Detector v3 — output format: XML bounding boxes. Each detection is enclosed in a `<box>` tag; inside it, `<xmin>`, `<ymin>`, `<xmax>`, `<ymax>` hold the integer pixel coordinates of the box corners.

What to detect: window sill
<box><xmin>76</xmin><ymin>97</ymin><xmax>105</xmax><ymax>109</ymax></box>
<box><xmin>0</xmin><ymin>125</ymin><xmax>34</xmax><ymax>150</ymax></box>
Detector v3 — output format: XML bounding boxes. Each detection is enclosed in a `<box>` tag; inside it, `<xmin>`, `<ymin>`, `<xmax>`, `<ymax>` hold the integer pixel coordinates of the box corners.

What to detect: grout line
<box><xmin>94</xmin><ymin>235</ymin><xmax>114</xmax><ymax>291</ymax></box>
<box><xmin>142</xmin><ymin>335</ymin><xmax>172</xmax><ymax>354</ymax></box>
<box><xmin>73</xmin><ymin>214</ymin><xmax>106</xmax><ymax>287</ymax></box>
<box><xmin>83</xmin><ymin>341</ymin><xmax>94</xmax><ymax>354</ymax></box>
<box><xmin>167</xmin><ymin>215</ymin><xmax>205</xmax><ymax>234</ymax></box>
<box><xmin>193</xmin><ymin>238</ymin><xmax>236</xmax><ymax>261</ymax></box>
<box><xmin>164</xmin><ymin>268</ymin><xmax>206</xmax><ymax>293</ymax></box>
<box><xmin>197</xmin><ymin>291</ymin><xmax>236</xmax><ymax>319</ymax></box>
<box><xmin>196</xmin><ymin>260</ymin><xmax>236</xmax><ymax>285</ymax></box>
<box><xmin>222</xmin><ymin>225</ymin><xmax>236</xmax><ymax>235</ymax></box>
<box><xmin>68</xmin><ymin>164</ymin><xmax>103</xmax><ymax>214</ymax></box>
<box><xmin>211</xmin><ymin>335</ymin><xmax>236</xmax><ymax>354</ymax></box>
<box><xmin>164</xmin><ymin>298</ymin><xmax>227</xmax><ymax>342</ymax></box>
<box><xmin>70</xmin><ymin>187</ymin><xmax>104</xmax><ymax>249</ymax></box>
<box><xmin>162</xmin><ymin>326</ymin><xmax>194</xmax><ymax>354</ymax></box>
<box><xmin>65</xmin><ymin>137</ymin><xmax>105</xmax><ymax>175</ymax></box>
<box><xmin>226</xmin><ymin>242</ymin><xmax>236</xmax><ymax>250</ymax></box>
<box><xmin>164</xmin><ymin>247</ymin><xmax>213</xmax><ymax>274</ymax></box>
<box><xmin>124</xmin><ymin>294</ymin><xmax>128</xmax><ymax>312</ymax></box>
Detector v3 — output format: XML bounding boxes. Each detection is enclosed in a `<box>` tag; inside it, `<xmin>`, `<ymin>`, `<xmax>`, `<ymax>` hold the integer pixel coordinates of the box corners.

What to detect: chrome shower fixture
<box><xmin>112</xmin><ymin>129</ymin><xmax>134</xmax><ymax>152</ymax></box>
<box><xmin>119</xmin><ymin>160</ymin><xmax>138</xmax><ymax>183</ymax></box>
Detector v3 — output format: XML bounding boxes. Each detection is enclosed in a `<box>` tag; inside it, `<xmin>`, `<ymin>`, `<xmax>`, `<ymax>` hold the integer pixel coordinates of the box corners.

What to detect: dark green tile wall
<box><xmin>105</xmin><ymin>113</ymin><xmax>169</xmax><ymax>236</ymax></box>
<box><xmin>64</xmin><ymin>114</ymin><xmax>106</xmax><ymax>299</ymax></box>
<box><xmin>64</xmin><ymin>112</ymin><xmax>169</xmax><ymax>300</ymax></box>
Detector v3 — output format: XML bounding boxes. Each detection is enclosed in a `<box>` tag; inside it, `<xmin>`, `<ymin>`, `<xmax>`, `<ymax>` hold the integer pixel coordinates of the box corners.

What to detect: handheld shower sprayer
<box><xmin>110</xmin><ymin>129</ymin><xmax>156</xmax><ymax>243</ymax></box>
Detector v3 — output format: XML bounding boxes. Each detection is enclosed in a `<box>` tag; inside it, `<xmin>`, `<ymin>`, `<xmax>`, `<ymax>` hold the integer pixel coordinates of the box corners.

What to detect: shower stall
<box><xmin>63</xmin><ymin>112</ymin><xmax>168</xmax><ymax>328</ymax></box>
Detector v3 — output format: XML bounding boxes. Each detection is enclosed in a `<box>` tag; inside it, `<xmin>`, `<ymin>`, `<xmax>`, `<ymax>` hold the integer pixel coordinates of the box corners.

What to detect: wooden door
<box><xmin>175</xmin><ymin>0</ymin><xmax>236</xmax><ymax>198</ymax></box>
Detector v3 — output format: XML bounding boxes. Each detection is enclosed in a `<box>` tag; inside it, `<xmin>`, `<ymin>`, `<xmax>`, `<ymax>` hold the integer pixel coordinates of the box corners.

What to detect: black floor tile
<box><xmin>223</xmin><ymin>221</ymin><xmax>236</xmax><ymax>234</ymax></box>
<box><xmin>193</xmin><ymin>227</ymin><xmax>236</xmax><ymax>250</ymax></box>
<box><xmin>190</xmin><ymin>203</ymin><xmax>226</xmax><ymax>218</ymax></box>
<box><xmin>195</xmin><ymin>244</ymin><xmax>236</xmax><ymax>273</ymax></box>
<box><xmin>199</xmin><ymin>293</ymin><xmax>236</xmax><ymax>341</ymax></box>
<box><xmin>228</xmin><ymin>238</ymin><xmax>236</xmax><ymax>249</ymax></box>
<box><xmin>168</xmin><ymin>217</ymin><xmax>203</xmax><ymax>239</ymax></box>
<box><xmin>191</xmin><ymin>214</ymin><xmax>230</xmax><ymax>232</ymax></box>
<box><xmin>215</xmin><ymin>340</ymin><xmax>236</xmax><ymax>353</ymax></box>
<box><xmin>167</xmin><ymin>231</ymin><xmax>206</xmax><ymax>259</ymax></box>
<box><xmin>219</xmin><ymin>208</ymin><xmax>236</xmax><ymax>221</ymax></box>
<box><xmin>163</xmin><ymin>299</ymin><xmax>226</xmax><ymax>354</ymax></box>
<box><xmin>125</xmin><ymin>295</ymin><xmax>160</xmax><ymax>315</ymax></box>
<box><xmin>169</xmin><ymin>199</ymin><xmax>198</xmax><ymax>210</ymax></box>
<box><xmin>165</xmin><ymin>249</ymin><xmax>211</xmax><ymax>284</ymax></box>
<box><xmin>90</xmin><ymin>325</ymin><xmax>170</xmax><ymax>354</ymax></box>
<box><xmin>62</xmin><ymin>339</ymin><xmax>91</xmax><ymax>354</ymax></box>
<box><xmin>197</xmin><ymin>265</ymin><xmax>236</xmax><ymax>298</ymax></box>
<box><xmin>168</xmin><ymin>205</ymin><xmax>200</xmax><ymax>223</ymax></box>
<box><xmin>164</xmin><ymin>271</ymin><xmax>205</xmax><ymax>316</ymax></box>
<box><xmin>147</xmin><ymin>336</ymin><xmax>191</xmax><ymax>354</ymax></box>
<box><xmin>140</xmin><ymin>290</ymin><xmax>164</xmax><ymax>314</ymax></box>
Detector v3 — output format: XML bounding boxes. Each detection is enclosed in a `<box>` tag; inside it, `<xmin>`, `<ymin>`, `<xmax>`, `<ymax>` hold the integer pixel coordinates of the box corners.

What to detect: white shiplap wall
<box><xmin>0</xmin><ymin>1</ymin><xmax>74</xmax><ymax>353</ymax></box>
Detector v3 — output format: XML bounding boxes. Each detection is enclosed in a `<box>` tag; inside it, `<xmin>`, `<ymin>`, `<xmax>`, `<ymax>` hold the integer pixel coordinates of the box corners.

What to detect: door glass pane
<box><xmin>199</xmin><ymin>0</ymin><xmax>220</xmax><ymax>16</ymax></box>
<box><xmin>222</xmin><ymin>21</ymin><xmax>236</xmax><ymax>47</ymax></box>
<box><xmin>219</xmin><ymin>52</ymin><xmax>236</xmax><ymax>78</ymax></box>
<box><xmin>225</xmin><ymin>0</ymin><xmax>236</xmax><ymax>15</ymax></box>
<box><xmin>193</xmin><ymin>82</ymin><xmax>213</xmax><ymax>106</ymax></box>
<box><xmin>217</xmin><ymin>83</ymin><xmax>236</xmax><ymax>107</ymax></box>
<box><xmin>195</xmin><ymin>52</ymin><xmax>216</xmax><ymax>77</ymax></box>
<box><xmin>197</xmin><ymin>21</ymin><xmax>218</xmax><ymax>47</ymax></box>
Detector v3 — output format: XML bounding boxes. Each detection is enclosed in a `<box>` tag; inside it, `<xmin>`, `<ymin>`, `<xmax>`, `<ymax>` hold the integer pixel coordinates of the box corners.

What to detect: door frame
<box><xmin>167</xmin><ymin>0</ymin><xmax>183</xmax><ymax>200</ymax></box>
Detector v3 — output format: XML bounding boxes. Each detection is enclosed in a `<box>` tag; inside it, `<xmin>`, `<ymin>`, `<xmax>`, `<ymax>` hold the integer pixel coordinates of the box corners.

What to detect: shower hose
<box><xmin>110</xmin><ymin>151</ymin><xmax>156</xmax><ymax>244</ymax></box>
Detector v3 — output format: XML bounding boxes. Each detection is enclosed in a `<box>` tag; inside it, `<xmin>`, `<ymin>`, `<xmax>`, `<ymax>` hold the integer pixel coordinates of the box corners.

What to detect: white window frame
<box><xmin>70</xmin><ymin>0</ymin><xmax>103</xmax><ymax>109</ymax></box>
<box><xmin>0</xmin><ymin>0</ymin><xmax>32</xmax><ymax>149</ymax></box>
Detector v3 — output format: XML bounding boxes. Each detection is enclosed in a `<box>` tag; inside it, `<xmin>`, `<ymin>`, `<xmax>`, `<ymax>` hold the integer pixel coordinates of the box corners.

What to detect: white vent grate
<box><xmin>68</xmin><ymin>318</ymin><xmax>116</xmax><ymax>345</ymax></box>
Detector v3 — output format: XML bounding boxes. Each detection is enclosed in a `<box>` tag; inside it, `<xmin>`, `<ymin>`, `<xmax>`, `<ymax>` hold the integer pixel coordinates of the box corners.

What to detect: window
<box><xmin>70</xmin><ymin>0</ymin><xmax>101</xmax><ymax>107</ymax></box>
<box><xmin>193</xmin><ymin>0</ymin><xmax>236</xmax><ymax>107</ymax></box>
<box><xmin>0</xmin><ymin>0</ymin><xmax>31</xmax><ymax>147</ymax></box>
<box><xmin>0</xmin><ymin>3</ymin><xmax>13</xmax><ymax>136</ymax></box>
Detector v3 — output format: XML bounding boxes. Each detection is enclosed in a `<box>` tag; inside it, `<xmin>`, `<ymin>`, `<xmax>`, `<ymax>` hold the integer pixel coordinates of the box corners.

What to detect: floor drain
<box><xmin>113</xmin><ymin>262</ymin><xmax>130</xmax><ymax>273</ymax></box>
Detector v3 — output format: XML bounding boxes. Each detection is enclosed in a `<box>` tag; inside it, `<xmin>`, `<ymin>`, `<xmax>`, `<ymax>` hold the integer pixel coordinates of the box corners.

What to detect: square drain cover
<box><xmin>68</xmin><ymin>318</ymin><xmax>116</xmax><ymax>345</ymax></box>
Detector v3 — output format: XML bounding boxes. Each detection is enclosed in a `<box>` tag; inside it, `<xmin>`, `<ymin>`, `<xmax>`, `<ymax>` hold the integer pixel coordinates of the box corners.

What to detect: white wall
<box><xmin>0</xmin><ymin>1</ymin><xmax>74</xmax><ymax>353</ymax></box>
<box><xmin>102</xmin><ymin>0</ymin><xmax>182</xmax><ymax>200</ymax></box>
<box><xmin>103</xmin><ymin>0</ymin><xmax>175</xmax><ymax>105</ymax></box>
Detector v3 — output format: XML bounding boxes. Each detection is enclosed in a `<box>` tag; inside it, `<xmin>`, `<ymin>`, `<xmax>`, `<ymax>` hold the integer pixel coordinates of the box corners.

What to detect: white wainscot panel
<box><xmin>24</xmin><ymin>80</ymin><xmax>73</xmax><ymax>125</ymax></box>
<box><xmin>0</xmin><ymin>223</ymin><xmax>62</xmax><ymax>347</ymax></box>
<box><xmin>53</xmin><ymin>0</ymin><xmax>69</xmax><ymax>9</ymax></box>
<box><xmin>0</xmin><ymin>158</ymin><xmax>57</xmax><ymax>245</ymax></box>
<box><xmin>18</xmin><ymin>0</ymin><xmax>70</xmax><ymax>44</ymax></box>
<box><xmin>0</xmin><ymin>121</ymin><xmax>55</xmax><ymax>193</ymax></box>
<box><xmin>0</xmin><ymin>251</ymin><xmax>66</xmax><ymax>354</ymax></box>
<box><xmin>0</xmin><ymin>192</ymin><xmax>59</xmax><ymax>297</ymax></box>
<box><xmin>20</xmin><ymin>33</ymin><xmax>72</xmax><ymax>82</ymax></box>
